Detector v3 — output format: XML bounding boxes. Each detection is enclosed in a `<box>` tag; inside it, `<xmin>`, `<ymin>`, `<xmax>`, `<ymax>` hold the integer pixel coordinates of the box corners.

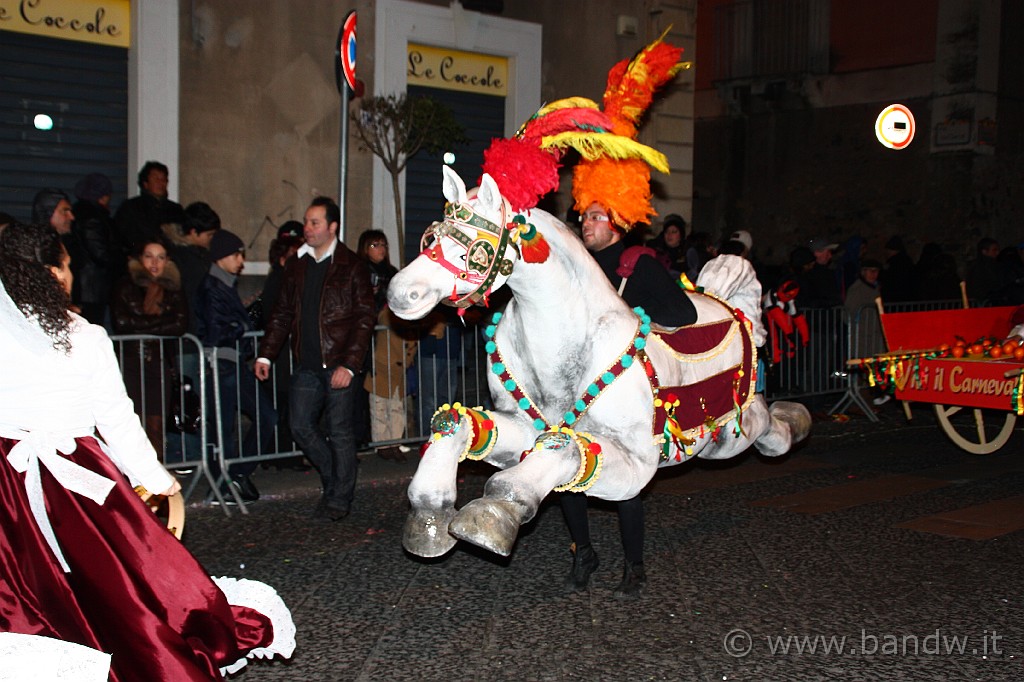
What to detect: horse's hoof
<box><xmin>403</xmin><ymin>508</ymin><xmax>458</xmax><ymax>558</ymax></box>
<box><xmin>770</xmin><ymin>401</ymin><xmax>812</xmax><ymax>443</ymax></box>
<box><xmin>448</xmin><ymin>498</ymin><xmax>520</xmax><ymax>557</ymax></box>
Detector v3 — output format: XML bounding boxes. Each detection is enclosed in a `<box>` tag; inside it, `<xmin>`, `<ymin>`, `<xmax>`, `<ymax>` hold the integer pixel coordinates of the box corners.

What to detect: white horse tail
<box><xmin>696</xmin><ymin>254</ymin><xmax>766</xmax><ymax>347</ymax></box>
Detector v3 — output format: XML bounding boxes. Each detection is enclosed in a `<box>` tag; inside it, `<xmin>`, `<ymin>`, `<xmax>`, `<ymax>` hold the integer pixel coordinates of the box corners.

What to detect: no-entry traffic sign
<box><xmin>875</xmin><ymin>104</ymin><xmax>916</xmax><ymax>150</ymax></box>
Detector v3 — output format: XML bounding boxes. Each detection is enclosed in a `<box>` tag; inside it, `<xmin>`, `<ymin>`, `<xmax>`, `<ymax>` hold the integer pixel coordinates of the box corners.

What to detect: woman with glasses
<box><xmin>358</xmin><ymin>230</ymin><xmax>414</xmax><ymax>460</ymax></box>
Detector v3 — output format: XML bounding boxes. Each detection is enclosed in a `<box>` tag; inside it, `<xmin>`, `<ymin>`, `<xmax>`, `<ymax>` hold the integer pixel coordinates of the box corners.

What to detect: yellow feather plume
<box><xmin>533</xmin><ymin>97</ymin><xmax>601</xmax><ymax>117</ymax></box>
<box><xmin>540</xmin><ymin>131</ymin><xmax>669</xmax><ymax>174</ymax></box>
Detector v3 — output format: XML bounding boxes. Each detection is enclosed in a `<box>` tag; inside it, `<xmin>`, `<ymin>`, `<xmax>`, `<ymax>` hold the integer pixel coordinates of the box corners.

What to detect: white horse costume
<box><xmin>389</xmin><ymin>167</ymin><xmax>811</xmax><ymax>558</ymax></box>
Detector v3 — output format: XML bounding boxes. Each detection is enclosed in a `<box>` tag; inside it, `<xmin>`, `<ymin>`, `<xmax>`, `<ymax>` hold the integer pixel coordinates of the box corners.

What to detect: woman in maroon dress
<box><xmin>0</xmin><ymin>222</ymin><xmax>294</xmax><ymax>680</ymax></box>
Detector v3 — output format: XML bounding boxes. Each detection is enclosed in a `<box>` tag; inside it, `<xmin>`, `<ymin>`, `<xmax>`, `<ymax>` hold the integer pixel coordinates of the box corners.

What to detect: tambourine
<box><xmin>134</xmin><ymin>486</ymin><xmax>185</xmax><ymax>540</ymax></box>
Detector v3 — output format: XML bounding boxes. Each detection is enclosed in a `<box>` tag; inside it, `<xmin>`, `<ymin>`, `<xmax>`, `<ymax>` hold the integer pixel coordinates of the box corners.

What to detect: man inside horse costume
<box><xmin>563</xmin><ymin>38</ymin><xmax>701</xmax><ymax>598</ymax></box>
<box><xmin>387</xmin><ymin>34</ymin><xmax>811</xmax><ymax>599</ymax></box>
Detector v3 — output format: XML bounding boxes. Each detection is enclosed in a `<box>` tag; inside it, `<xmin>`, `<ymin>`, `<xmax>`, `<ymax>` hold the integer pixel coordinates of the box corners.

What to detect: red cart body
<box><xmin>880</xmin><ymin>306</ymin><xmax>1021</xmax><ymax>410</ymax></box>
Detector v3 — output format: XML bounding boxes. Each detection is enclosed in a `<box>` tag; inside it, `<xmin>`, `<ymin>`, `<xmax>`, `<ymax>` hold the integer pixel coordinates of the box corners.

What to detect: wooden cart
<box><xmin>855</xmin><ymin>305</ymin><xmax>1023</xmax><ymax>454</ymax></box>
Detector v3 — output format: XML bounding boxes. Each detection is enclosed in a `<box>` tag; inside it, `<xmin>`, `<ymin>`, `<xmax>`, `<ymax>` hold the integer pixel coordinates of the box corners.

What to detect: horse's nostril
<box><xmin>409</xmin><ymin>291</ymin><xmax>419</xmax><ymax>301</ymax></box>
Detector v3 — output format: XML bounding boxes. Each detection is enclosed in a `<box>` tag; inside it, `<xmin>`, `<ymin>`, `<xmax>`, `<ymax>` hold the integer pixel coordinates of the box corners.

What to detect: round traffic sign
<box><xmin>340</xmin><ymin>11</ymin><xmax>357</xmax><ymax>92</ymax></box>
<box><xmin>875</xmin><ymin>104</ymin><xmax>915</xmax><ymax>150</ymax></box>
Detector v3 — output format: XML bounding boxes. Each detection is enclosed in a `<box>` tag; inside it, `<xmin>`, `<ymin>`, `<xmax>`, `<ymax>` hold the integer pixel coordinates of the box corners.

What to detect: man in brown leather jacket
<box><xmin>255</xmin><ymin>196</ymin><xmax>375</xmax><ymax>521</ymax></box>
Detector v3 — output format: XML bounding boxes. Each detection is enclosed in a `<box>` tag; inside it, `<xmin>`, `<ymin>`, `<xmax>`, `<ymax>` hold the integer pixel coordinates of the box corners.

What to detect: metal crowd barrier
<box><xmin>110</xmin><ymin>333</ymin><xmax>213</xmax><ymax>505</ymax></box>
<box><xmin>759</xmin><ymin>299</ymin><xmax>971</xmax><ymax>418</ymax></box>
<box><xmin>110</xmin><ymin>324</ymin><xmax>492</xmax><ymax>515</ymax></box>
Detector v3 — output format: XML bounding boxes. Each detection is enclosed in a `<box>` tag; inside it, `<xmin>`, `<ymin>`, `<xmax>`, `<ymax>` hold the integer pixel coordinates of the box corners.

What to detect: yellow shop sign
<box><xmin>0</xmin><ymin>0</ymin><xmax>130</xmax><ymax>48</ymax></box>
<box><xmin>408</xmin><ymin>43</ymin><xmax>507</xmax><ymax>97</ymax></box>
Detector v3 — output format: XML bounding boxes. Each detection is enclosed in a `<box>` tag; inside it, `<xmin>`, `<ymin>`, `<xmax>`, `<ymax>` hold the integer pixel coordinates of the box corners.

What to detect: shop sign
<box><xmin>408</xmin><ymin>43</ymin><xmax>507</xmax><ymax>97</ymax></box>
<box><xmin>0</xmin><ymin>0</ymin><xmax>130</xmax><ymax>48</ymax></box>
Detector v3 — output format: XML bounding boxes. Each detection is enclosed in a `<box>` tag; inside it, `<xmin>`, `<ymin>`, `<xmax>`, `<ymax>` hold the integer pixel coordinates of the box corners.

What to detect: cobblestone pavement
<box><xmin>182</xmin><ymin>406</ymin><xmax>1024</xmax><ymax>681</ymax></box>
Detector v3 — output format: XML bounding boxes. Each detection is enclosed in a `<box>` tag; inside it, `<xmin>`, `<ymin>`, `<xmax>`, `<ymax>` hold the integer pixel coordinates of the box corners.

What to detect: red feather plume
<box><xmin>480</xmin><ymin>137</ymin><xmax>560</xmax><ymax>212</ymax></box>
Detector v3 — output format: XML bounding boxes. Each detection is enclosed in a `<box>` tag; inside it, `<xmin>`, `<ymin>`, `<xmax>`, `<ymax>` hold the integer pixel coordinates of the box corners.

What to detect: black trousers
<box><xmin>559</xmin><ymin>491</ymin><xmax>644</xmax><ymax>564</ymax></box>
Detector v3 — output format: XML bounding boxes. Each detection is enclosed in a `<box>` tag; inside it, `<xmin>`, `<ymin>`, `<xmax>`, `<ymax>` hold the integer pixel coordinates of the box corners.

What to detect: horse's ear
<box><xmin>476</xmin><ymin>173</ymin><xmax>502</xmax><ymax>215</ymax></box>
<box><xmin>442</xmin><ymin>166</ymin><xmax>467</xmax><ymax>205</ymax></box>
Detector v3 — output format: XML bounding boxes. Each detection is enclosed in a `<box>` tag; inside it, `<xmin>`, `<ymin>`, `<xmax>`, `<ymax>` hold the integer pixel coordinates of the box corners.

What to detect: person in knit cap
<box><xmin>564</xmin><ymin>34</ymin><xmax>695</xmax><ymax>600</ymax></box>
<box><xmin>70</xmin><ymin>173</ymin><xmax>119</xmax><ymax>325</ymax></box>
<box><xmin>197</xmin><ymin>229</ymin><xmax>277</xmax><ymax>504</ymax></box>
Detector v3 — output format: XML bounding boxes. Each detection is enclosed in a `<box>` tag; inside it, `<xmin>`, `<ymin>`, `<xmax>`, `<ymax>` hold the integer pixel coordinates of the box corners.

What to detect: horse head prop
<box><xmin>388</xmin><ymin>166</ymin><xmax>812</xmax><ymax>559</ymax></box>
<box><xmin>389</xmin><ymin>168</ymin><xmax>522</xmax><ymax>320</ymax></box>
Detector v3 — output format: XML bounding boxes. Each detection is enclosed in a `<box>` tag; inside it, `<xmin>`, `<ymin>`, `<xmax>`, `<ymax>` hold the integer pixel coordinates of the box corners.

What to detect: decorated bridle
<box><xmin>419</xmin><ymin>198</ymin><xmax>523</xmax><ymax>309</ymax></box>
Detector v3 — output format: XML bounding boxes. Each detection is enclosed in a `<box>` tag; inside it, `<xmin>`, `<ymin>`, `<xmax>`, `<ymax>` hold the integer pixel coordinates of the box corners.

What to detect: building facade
<box><xmin>694</xmin><ymin>0</ymin><xmax>1024</xmax><ymax>270</ymax></box>
<box><xmin>1</xmin><ymin>0</ymin><xmax>697</xmax><ymax>270</ymax></box>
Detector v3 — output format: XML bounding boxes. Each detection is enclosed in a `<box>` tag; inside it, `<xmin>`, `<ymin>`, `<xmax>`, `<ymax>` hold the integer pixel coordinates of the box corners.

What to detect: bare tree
<box><xmin>351</xmin><ymin>93</ymin><xmax>466</xmax><ymax>261</ymax></box>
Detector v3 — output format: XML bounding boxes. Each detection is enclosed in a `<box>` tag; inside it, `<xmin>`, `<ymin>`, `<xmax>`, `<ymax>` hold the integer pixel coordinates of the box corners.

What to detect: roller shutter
<box><xmin>0</xmin><ymin>30</ymin><xmax>127</xmax><ymax>222</ymax></box>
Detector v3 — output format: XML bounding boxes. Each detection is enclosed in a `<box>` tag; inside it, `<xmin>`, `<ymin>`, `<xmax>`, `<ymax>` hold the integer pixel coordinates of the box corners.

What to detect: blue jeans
<box><xmin>289</xmin><ymin>367</ymin><xmax>358</xmax><ymax>510</ymax></box>
<box><xmin>214</xmin><ymin>359</ymin><xmax>278</xmax><ymax>479</ymax></box>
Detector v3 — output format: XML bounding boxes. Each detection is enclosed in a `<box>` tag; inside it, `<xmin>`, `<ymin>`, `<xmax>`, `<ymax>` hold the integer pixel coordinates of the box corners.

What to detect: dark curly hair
<box><xmin>0</xmin><ymin>222</ymin><xmax>73</xmax><ymax>352</ymax></box>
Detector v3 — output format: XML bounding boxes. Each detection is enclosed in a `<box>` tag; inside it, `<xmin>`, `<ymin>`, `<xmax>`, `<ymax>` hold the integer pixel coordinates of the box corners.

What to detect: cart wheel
<box><xmin>933</xmin><ymin>405</ymin><xmax>1017</xmax><ymax>455</ymax></box>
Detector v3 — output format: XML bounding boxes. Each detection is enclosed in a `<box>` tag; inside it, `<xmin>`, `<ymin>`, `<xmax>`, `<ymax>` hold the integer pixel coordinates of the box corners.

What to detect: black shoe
<box><xmin>323</xmin><ymin>505</ymin><xmax>350</xmax><ymax>522</ymax></box>
<box><xmin>311</xmin><ymin>499</ymin><xmax>349</xmax><ymax>522</ymax></box>
<box><xmin>230</xmin><ymin>476</ymin><xmax>260</xmax><ymax>502</ymax></box>
<box><xmin>206</xmin><ymin>490</ymin><xmax>237</xmax><ymax>506</ymax></box>
<box><xmin>564</xmin><ymin>543</ymin><xmax>599</xmax><ymax>593</ymax></box>
<box><xmin>613</xmin><ymin>562</ymin><xmax>647</xmax><ymax>600</ymax></box>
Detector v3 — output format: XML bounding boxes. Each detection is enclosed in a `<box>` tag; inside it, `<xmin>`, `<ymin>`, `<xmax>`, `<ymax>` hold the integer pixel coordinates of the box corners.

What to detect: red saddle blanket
<box><xmin>650</xmin><ymin>302</ymin><xmax>756</xmax><ymax>442</ymax></box>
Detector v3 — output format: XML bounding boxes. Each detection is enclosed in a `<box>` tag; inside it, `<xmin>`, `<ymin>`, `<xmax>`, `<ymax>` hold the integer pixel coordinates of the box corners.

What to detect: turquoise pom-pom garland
<box><xmin>485</xmin><ymin>306</ymin><xmax>652</xmax><ymax>431</ymax></box>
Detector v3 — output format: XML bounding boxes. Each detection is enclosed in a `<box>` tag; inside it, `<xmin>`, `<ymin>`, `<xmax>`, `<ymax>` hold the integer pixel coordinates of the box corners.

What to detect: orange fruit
<box><xmin>1003</xmin><ymin>341</ymin><xmax>1017</xmax><ymax>356</ymax></box>
<box><xmin>969</xmin><ymin>344</ymin><xmax>984</xmax><ymax>356</ymax></box>
<box><xmin>1015</xmin><ymin>347</ymin><xmax>1024</xmax><ymax>361</ymax></box>
<box><xmin>989</xmin><ymin>345</ymin><xmax>1003</xmax><ymax>359</ymax></box>
<box><xmin>951</xmin><ymin>346</ymin><xmax>965</xmax><ymax>358</ymax></box>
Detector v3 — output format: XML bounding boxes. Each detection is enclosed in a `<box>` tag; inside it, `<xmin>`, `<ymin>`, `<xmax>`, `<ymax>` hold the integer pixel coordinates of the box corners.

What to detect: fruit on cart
<box><xmin>951</xmin><ymin>345</ymin><xmax>965</xmax><ymax>358</ymax></box>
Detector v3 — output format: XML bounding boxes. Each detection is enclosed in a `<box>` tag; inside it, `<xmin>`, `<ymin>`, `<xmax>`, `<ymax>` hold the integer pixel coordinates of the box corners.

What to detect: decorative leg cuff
<box><xmin>430</xmin><ymin>403</ymin><xmax>497</xmax><ymax>462</ymax></box>
<box><xmin>527</xmin><ymin>428</ymin><xmax>603</xmax><ymax>493</ymax></box>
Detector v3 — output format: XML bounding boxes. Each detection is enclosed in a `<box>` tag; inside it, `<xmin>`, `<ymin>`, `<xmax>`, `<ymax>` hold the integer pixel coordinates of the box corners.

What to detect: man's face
<box><xmin>142</xmin><ymin>169</ymin><xmax>169</xmax><ymax>198</ymax></box>
<box><xmin>580</xmin><ymin>203</ymin><xmax>620</xmax><ymax>252</ymax></box>
<box><xmin>861</xmin><ymin>266</ymin><xmax>880</xmax><ymax>285</ymax></box>
<box><xmin>304</xmin><ymin>205</ymin><xmax>338</xmax><ymax>252</ymax></box>
<box><xmin>217</xmin><ymin>251</ymin><xmax>245</xmax><ymax>276</ymax></box>
<box><xmin>195</xmin><ymin>229</ymin><xmax>216</xmax><ymax>249</ymax></box>
<box><xmin>51</xmin><ymin>199</ymin><xmax>74</xmax><ymax>235</ymax></box>
<box><xmin>813</xmin><ymin>248</ymin><xmax>832</xmax><ymax>265</ymax></box>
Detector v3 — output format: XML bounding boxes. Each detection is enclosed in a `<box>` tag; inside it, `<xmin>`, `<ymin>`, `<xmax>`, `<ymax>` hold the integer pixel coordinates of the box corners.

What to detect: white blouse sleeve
<box><xmin>78</xmin><ymin>323</ymin><xmax>175</xmax><ymax>493</ymax></box>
